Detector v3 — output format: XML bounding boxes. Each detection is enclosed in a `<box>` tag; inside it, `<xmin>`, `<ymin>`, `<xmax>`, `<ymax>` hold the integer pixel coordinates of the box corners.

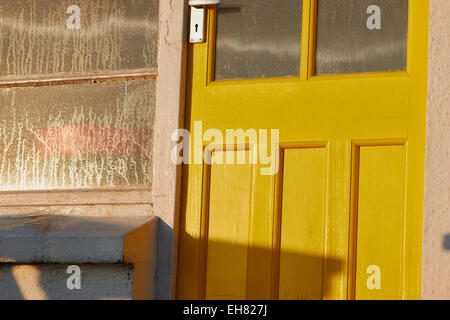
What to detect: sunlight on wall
<box><xmin>11</xmin><ymin>266</ymin><xmax>48</xmax><ymax>300</ymax></box>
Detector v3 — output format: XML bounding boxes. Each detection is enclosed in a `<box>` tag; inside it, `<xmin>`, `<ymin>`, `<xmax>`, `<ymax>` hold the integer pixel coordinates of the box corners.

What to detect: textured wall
<box><xmin>422</xmin><ymin>0</ymin><xmax>450</xmax><ymax>300</ymax></box>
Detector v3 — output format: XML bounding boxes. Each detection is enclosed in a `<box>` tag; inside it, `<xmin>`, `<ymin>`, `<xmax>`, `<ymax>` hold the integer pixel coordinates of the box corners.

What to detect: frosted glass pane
<box><xmin>316</xmin><ymin>0</ymin><xmax>408</xmax><ymax>75</ymax></box>
<box><xmin>0</xmin><ymin>0</ymin><xmax>158</xmax><ymax>80</ymax></box>
<box><xmin>0</xmin><ymin>80</ymin><xmax>155</xmax><ymax>190</ymax></box>
<box><xmin>215</xmin><ymin>0</ymin><xmax>303</xmax><ymax>81</ymax></box>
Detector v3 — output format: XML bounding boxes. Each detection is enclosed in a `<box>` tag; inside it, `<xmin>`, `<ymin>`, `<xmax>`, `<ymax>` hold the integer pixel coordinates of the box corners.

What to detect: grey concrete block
<box><xmin>0</xmin><ymin>215</ymin><xmax>173</xmax><ymax>299</ymax></box>
<box><xmin>0</xmin><ymin>264</ymin><xmax>134</xmax><ymax>300</ymax></box>
<box><xmin>0</xmin><ymin>215</ymin><xmax>156</xmax><ymax>263</ymax></box>
<box><xmin>153</xmin><ymin>218</ymin><xmax>174</xmax><ymax>300</ymax></box>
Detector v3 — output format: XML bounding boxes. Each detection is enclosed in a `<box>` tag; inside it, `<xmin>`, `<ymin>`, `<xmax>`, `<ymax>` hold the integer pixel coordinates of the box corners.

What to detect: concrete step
<box><xmin>0</xmin><ymin>263</ymin><xmax>134</xmax><ymax>300</ymax></box>
<box><xmin>0</xmin><ymin>215</ymin><xmax>172</xmax><ymax>300</ymax></box>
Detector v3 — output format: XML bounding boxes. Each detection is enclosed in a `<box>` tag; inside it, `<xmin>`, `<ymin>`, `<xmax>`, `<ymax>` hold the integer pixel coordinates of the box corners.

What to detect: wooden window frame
<box><xmin>0</xmin><ymin>0</ymin><xmax>187</xmax><ymax>229</ymax></box>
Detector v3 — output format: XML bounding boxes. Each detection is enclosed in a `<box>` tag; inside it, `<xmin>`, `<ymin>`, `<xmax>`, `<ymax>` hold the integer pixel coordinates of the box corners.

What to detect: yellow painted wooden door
<box><xmin>177</xmin><ymin>0</ymin><xmax>429</xmax><ymax>300</ymax></box>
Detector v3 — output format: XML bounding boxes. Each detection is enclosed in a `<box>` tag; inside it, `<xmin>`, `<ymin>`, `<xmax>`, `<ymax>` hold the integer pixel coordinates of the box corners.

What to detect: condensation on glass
<box><xmin>315</xmin><ymin>0</ymin><xmax>409</xmax><ymax>75</ymax></box>
<box><xmin>0</xmin><ymin>80</ymin><xmax>155</xmax><ymax>191</ymax></box>
<box><xmin>214</xmin><ymin>0</ymin><xmax>303</xmax><ymax>81</ymax></box>
<box><xmin>0</xmin><ymin>0</ymin><xmax>158</xmax><ymax>80</ymax></box>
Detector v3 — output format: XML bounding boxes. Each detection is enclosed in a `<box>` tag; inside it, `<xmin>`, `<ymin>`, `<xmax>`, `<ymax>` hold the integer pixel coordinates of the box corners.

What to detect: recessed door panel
<box><xmin>355</xmin><ymin>145</ymin><xmax>406</xmax><ymax>300</ymax></box>
<box><xmin>279</xmin><ymin>148</ymin><xmax>327</xmax><ymax>299</ymax></box>
<box><xmin>205</xmin><ymin>150</ymin><xmax>253</xmax><ymax>299</ymax></box>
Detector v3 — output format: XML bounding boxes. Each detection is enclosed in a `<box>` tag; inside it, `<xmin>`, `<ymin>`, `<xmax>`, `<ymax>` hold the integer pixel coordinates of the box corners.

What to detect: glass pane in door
<box><xmin>315</xmin><ymin>0</ymin><xmax>409</xmax><ymax>75</ymax></box>
<box><xmin>215</xmin><ymin>0</ymin><xmax>303</xmax><ymax>81</ymax></box>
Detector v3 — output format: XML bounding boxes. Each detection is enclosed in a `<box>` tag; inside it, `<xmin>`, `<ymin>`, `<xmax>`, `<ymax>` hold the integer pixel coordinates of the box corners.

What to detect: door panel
<box><xmin>177</xmin><ymin>0</ymin><xmax>429</xmax><ymax>300</ymax></box>
<box><xmin>205</xmin><ymin>151</ymin><xmax>253</xmax><ymax>299</ymax></box>
<box><xmin>279</xmin><ymin>148</ymin><xmax>327</xmax><ymax>299</ymax></box>
<box><xmin>355</xmin><ymin>145</ymin><xmax>406</xmax><ymax>299</ymax></box>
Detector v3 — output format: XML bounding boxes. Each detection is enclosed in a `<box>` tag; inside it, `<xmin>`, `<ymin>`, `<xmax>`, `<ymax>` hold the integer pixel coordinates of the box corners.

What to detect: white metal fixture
<box><xmin>189</xmin><ymin>0</ymin><xmax>221</xmax><ymax>7</ymax></box>
<box><xmin>190</xmin><ymin>7</ymin><xmax>205</xmax><ymax>43</ymax></box>
<box><xmin>189</xmin><ymin>0</ymin><xmax>221</xmax><ymax>43</ymax></box>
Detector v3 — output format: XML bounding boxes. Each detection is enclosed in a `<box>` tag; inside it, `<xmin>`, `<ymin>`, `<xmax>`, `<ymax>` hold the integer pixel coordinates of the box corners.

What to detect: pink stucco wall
<box><xmin>422</xmin><ymin>0</ymin><xmax>450</xmax><ymax>300</ymax></box>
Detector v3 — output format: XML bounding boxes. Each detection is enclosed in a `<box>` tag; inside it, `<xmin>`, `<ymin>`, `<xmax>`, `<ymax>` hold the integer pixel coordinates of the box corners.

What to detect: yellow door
<box><xmin>177</xmin><ymin>0</ymin><xmax>429</xmax><ymax>300</ymax></box>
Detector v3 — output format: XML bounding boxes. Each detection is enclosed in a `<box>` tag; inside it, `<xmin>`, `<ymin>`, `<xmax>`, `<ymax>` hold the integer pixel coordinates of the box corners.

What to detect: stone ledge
<box><xmin>0</xmin><ymin>215</ymin><xmax>157</xmax><ymax>264</ymax></box>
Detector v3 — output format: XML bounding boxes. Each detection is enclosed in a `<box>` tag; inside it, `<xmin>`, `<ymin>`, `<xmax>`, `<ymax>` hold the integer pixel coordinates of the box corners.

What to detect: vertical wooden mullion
<box><xmin>206</xmin><ymin>6</ymin><xmax>217</xmax><ymax>85</ymax></box>
<box><xmin>270</xmin><ymin>148</ymin><xmax>285</xmax><ymax>299</ymax></box>
<box><xmin>301</xmin><ymin>0</ymin><xmax>317</xmax><ymax>80</ymax></box>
